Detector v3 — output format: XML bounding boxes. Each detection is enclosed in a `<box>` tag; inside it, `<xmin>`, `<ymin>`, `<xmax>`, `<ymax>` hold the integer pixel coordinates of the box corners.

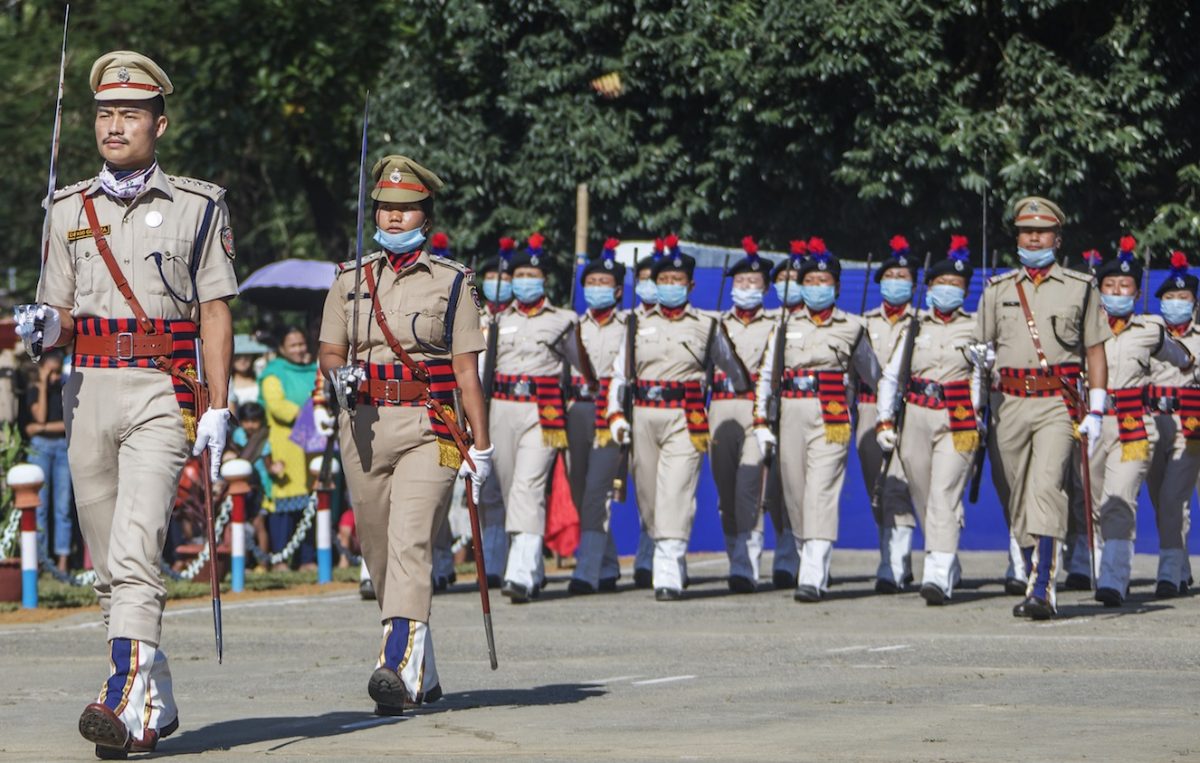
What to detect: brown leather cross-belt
<box><xmin>358</xmin><ymin>378</ymin><xmax>429</xmax><ymax>405</ymax></box>
<box><xmin>74</xmin><ymin>332</ymin><xmax>173</xmax><ymax>360</ymax></box>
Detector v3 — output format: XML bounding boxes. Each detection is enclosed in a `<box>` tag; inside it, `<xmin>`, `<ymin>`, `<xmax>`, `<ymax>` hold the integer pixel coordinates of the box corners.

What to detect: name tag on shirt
<box><xmin>915</xmin><ymin>334</ymin><xmax>933</xmax><ymax>348</ymax></box>
<box><xmin>786</xmin><ymin>331</ymin><xmax>804</xmax><ymax>339</ymax></box>
<box><xmin>638</xmin><ymin>327</ymin><xmax>657</xmax><ymax>336</ymax></box>
<box><xmin>499</xmin><ymin>326</ymin><xmax>519</xmax><ymax>335</ymax></box>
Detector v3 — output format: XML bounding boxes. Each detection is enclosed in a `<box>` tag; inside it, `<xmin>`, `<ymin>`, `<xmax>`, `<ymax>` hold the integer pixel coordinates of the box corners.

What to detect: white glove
<box><xmin>965</xmin><ymin>342</ymin><xmax>995</xmax><ymax>369</ymax></box>
<box><xmin>876</xmin><ymin>426</ymin><xmax>897</xmax><ymax>452</ymax></box>
<box><xmin>192</xmin><ymin>408</ymin><xmax>232</xmax><ymax>480</ymax></box>
<box><xmin>13</xmin><ymin>304</ymin><xmax>62</xmax><ymax>357</ymax></box>
<box><xmin>457</xmin><ymin>444</ymin><xmax>494</xmax><ymax>503</ymax></box>
<box><xmin>313</xmin><ymin>405</ymin><xmax>335</xmax><ymax>436</ymax></box>
<box><xmin>1078</xmin><ymin>413</ymin><xmax>1102</xmax><ymax>458</ymax></box>
<box><xmin>610</xmin><ymin>416</ymin><xmax>632</xmax><ymax>446</ymax></box>
<box><xmin>753</xmin><ymin>427</ymin><xmax>778</xmax><ymax>459</ymax></box>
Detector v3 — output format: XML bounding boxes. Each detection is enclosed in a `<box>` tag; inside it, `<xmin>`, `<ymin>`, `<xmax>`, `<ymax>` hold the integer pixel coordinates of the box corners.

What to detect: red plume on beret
<box><xmin>498</xmin><ymin>237</ymin><xmax>515</xmax><ymax>253</ymax></box>
<box><xmin>789</xmin><ymin>240</ymin><xmax>807</xmax><ymax>255</ymax></box>
<box><xmin>527</xmin><ymin>232</ymin><xmax>545</xmax><ymax>252</ymax></box>
<box><xmin>1119</xmin><ymin>235</ymin><xmax>1137</xmax><ymax>254</ymax></box>
<box><xmin>1082</xmin><ymin>249</ymin><xmax>1103</xmax><ymax>267</ymax></box>
<box><xmin>603</xmin><ymin>237</ymin><xmax>620</xmax><ymax>251</ymax></box>
<box><xmin>1171</xmin><ymin>250</ymin><xmax>1190</xmax><ymax>270</ymax></box>
<box><xmin>949</xmin><ymin>235</ymin><xmax>968</xmax><ymax>252</ymax></box>
<box><xmin>889</xmin><ymin>235</ymin><xmax>909</xmax><ymax>253</ymax></box>
<box><xmin>664</xmin><ymin>233</ymin><xmax>680</xmax><ymax>251</ymax></box>
<box><xmin>430</xmin><ymin>232</ymin><xmax>449</xmax><ymax>249</ymax></box>
<box><xmin>807</xmin><ymin>237</ymin><xmax>827</xmax><ymax>255</ymax></box>
<box><xmin>742</xmin><ymin>236</ymin><xmax>758</xmax><ymax>255</ymax></box>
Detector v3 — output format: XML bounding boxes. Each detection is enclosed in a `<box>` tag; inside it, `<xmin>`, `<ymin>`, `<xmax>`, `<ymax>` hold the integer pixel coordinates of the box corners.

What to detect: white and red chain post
<box><xmin>8</xmin><ymin>464</ymin><xmax>46</xmax><ymax>609</ymax></box>
<box><xmin>221</xmin><ymin>459</ymin><xmax>253</xmax><ymax>593</ymax></box>
<box><xmin>309</xmin><ymin>456</ymin><xmax>339</xmax><ymax>585</ymax></box>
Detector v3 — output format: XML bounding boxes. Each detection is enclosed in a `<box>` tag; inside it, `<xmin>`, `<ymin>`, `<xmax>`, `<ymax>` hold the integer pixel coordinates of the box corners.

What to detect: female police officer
<box><xmin>318</xmin><ymin>155</ymin><xmax>490</xmax><ymax>714</ymax></box>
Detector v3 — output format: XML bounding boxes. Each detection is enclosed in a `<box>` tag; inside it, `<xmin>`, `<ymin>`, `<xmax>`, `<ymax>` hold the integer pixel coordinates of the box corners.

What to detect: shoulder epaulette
<box><xmin>863</xmin><ymin>306</ymin><xmax>884</xmax><ymax>318</ymax></box>
<box><xmin>337</xmin><ymin>251</ymin><xmax>385</xmax><ymax>273</ymax></box>
<box><xmin>166</xmin><ymin>175</ymin><xmax>225</xmax><ymax>202</ymax></box>
<box><xmin>429</xmin><ymin>254</ymin><xmax>473</xmax><ymax>277</ymax></box>
<box><xmin>52</xmin><ymin>178</ymin><xmax>92</xmax><ymax>202</ymax></box>
<box><xmin>988</xmin><ymin>270</ymin><xmax>1019</xmax><ymax>285</ymax></box>
<box><xmin>1060</xmin><ymin>268</ymin><xmax>1095</xmax><ymax>283</ymax></box>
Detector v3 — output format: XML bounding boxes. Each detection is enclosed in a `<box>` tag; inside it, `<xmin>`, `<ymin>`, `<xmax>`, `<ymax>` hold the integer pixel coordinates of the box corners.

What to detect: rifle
<box><xmin>193</xmin><ymin>340</ymin><xmax>223</xmax><ymax>663</ymax></box>
<box><xmin>1141</xmin><ymin>246</ymin><xmax>1152</xmax><ymax>313</ymax></box>
<box><xmin>611</xmin><ymin>309</ymin><xmax>637</xmax><ymax>503</ymax></box>
<box><xmin>873</xmin><ymin>251</ymin><xmax>934</xmax><ymax>504</ymax></box>
<box><xmin>30</xmin><ymin>6</ymin><xmax>70</xmax><ymax>361</ymax></box>
<box><xmin>481</xmin><ymin>293</ymin><xmax>500</xmax><ymax>402</ymax></box>
<box><xmin>347</xmin><ymin>91</ymin><xmax>370</xmax><ymax>414</ymax></box>
<box><xmin>968</xmin><ymin>257</ymin><xmax>996</xmax><ymax>503</ymax></box>
<box><xmin>859</xmin><ymin>251</ymin><xmax>874</xmax><ymax>314</ymax></box>
<box><xmin>706</xmin><ymin>252</ymin><xmax>733</xmax><ymax>402</ymax></box>
<box><xmin>756</xmin><ymin>267</ymin><xmax>796</xmax><ymax>513</ymax></box>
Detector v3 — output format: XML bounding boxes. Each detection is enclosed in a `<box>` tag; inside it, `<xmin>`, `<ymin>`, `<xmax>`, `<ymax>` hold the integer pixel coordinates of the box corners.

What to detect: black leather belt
<box><xmin>635</xmin><ymin>385</ymin><xmax>686</xmax><ymax>403</ymax></box>
<box><xmin>494</xmin><ymin>378</ymin><xmax>536</xmax><ymax>397</ymax></box>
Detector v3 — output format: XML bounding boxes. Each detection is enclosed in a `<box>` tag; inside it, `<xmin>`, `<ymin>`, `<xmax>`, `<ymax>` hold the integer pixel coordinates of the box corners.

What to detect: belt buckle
<box><xmin>647</xmin><ymin>385</ymin><xmax>663</xmax><ymax>402</ymax></box>
<box><xmin>923</xmin><ymin>382</ymin><xmax>939</xmax><ymax>398</ymax></box>
<box><xmin>797</xmin><ymin>375</ymin><xmax>815</xmax><ymax>392</ymax></box>
<box><xmin>383</xmin><ymin>379</ymin><xmax>401</xmax><ymax>403</ymax></box>
<box><xmin>577</xmin><ymin>384</ymin><xmax>592</xmax><ymax>400</ymax></box>
<box><xmin>1022</xmin><ymin>376</ymin><xmax>1037</xmax><ymax>393</ymax></box>
<box><xmin>513</xmin><ymin>380</ymin><xmax>532</xmax><ymax>397</ymax></box>
<box><xmin>115</xmin><ymin>332</ymin><xmax>135</xmax><ymax>361</ymax></box>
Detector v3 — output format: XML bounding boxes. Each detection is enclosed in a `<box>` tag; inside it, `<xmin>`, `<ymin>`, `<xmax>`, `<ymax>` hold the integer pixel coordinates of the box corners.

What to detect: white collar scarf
<box><xmin>98</xmin><ymin>161</ymin><xmax>158</xmax><ymax>200</ymax></box>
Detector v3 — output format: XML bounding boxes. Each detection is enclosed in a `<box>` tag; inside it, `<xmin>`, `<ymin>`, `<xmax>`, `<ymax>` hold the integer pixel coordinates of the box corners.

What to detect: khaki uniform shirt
<box><xmin>319</xmin><ymin>251</ymin><xmax>485</xmax><ymax>362</ymax></box>
<box><xmin>39</xmin><ymin>168</ymin><xmax>239</xmax><ymax>318</ymax></box>
<box><xmin>1103</xmin><ymin>316</ymin><xmax>1190</xmax><ymax>390</ymax></box>
<box><xmin>755</xmin><ymin>307</ymin><xmax>879</xmax><ymax>420</ymax></box>
<box><xmin>975</xmin><ymin>263</ymin><xmax>1110</xmax><ymax>369</ymax></box>
<box><xmin>876</xmin><ymin>309</ymin><xmax>979</xmax><ymax>421</ymax></box>
<box><xmin>862</xmin><ymin>304</ymin><xmax>913</xmax><ymax>388</ymax></box>
<box><xmin>493</xmin><ymin>301</ymin><xmax>580</xmax><ymax>377</ymax></box>
<box><xmin>576</xmin><ymin>309</ymin><xmax>627</xmax><ymax>380</ymax></box>
<box><xmin>722</xmin><ymin>308</ymin><xmax>779</xmax><ymax>377</ymax></box>
<box><xmin>1149</xmin><ymin>319</ymin><xmax>1200</xmax><ymax>387</ymax></box>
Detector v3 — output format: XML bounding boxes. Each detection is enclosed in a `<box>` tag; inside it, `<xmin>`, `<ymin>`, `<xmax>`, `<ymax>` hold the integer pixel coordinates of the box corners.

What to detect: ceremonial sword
<box><xmin>347</xmin><ymin>91</ymin><xmax>370</xmax><ymax>414</ymax></box>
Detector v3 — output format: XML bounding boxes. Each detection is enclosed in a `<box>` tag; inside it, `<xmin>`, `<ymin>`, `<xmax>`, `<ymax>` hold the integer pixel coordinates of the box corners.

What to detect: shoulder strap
<box><xmin>363</xmin><ymin>262</ymin><xmax>429</xmax><ymax>382</ymax></box>
<box><xmin>1013</xmin><ymin>279</ymin><xmax>1050</xmax><ymax>372</ymax></box>
<box><xmin>443</xmin><ymin>271</ymin><xmax>464</xmax><ymax>349</ymax></box>
<box><xmin>82</xmin><ymin>196</ymin><xmax>156</xmax><ymax>335</ymax></box>
<box><xmin>190</xmin><ymin>199</ymin><xmax>216</xmax><ymax>280</ymax></box>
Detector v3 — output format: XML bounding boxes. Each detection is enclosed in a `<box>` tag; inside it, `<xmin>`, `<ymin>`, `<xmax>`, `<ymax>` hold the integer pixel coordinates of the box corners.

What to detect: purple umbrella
<box><xmin>237</xmin><ymin>259</ymin><xmax>338</xmax><ymax>312</ymax></box>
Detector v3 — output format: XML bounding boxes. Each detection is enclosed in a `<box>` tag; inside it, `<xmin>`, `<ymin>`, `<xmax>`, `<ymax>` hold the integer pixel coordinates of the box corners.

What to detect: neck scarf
<box><xmin>98</xmin><ymin>161</ymin><xmax>157</xmax><ymax>200</ymax></box>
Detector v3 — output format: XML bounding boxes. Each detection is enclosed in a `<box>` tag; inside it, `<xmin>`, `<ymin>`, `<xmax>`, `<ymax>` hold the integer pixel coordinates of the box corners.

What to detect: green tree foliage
<box><xmin>2</xmin><ymin>0</ymin><xmax>1198</xmax><ymax>300</ymax></box>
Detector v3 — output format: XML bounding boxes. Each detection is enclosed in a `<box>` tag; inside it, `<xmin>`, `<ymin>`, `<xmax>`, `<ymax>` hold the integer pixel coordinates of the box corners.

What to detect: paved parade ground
<box><xmin>2</xmin><ymin>550</ymin><xmax>1198</xmax><ymax>762</ymax></box>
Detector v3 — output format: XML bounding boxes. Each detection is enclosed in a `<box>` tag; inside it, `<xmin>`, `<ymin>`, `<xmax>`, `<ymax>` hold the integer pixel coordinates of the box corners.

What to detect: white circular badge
<box><xmin>145</xmin><ymin>211</ymin><xmax>163</xmax><ymax>228</ymax></box>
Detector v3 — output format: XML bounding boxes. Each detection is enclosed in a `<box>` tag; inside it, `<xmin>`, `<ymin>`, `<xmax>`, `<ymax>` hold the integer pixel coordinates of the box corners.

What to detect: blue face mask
<box><xmin>1017</xmin><ymin>247</ymin><xmax>1056</xmax><ymax>268</ymax></box>
<box><xmin>927</xmin><ymin>284</ymin><xmax>965</xmax><ymax>312</ymax></box>
<box><xmin>1160</xmin><ymin>298</ymin><xmax>1195</xmax><ymax>325</ymax></box>
<box><xmin>373</xmin><ymin>227</ymin><xmax>426</xmax><ymax>254</ymax></box>
<box><xmin>801</xmin><ymin>284</ymin><xmax>837</xmax><ymax>311</ymax></box>
<box><xmin>731</xmin><ymin>287</ymin><xmax>764</xmax><ymax>310</ymax></box>
<box><xmin>773</xmin><ymin>280</ymin><xmax>803</xmax><ymax>307</ymax></box>
<box><xmin>656</xmin><ymin>283</ymin><xmax>689</xmax><ymax>308</ymax></box>
<box><xmin>482</xmin><ymin>279</ymin><xmax>512</xmax><ymax>304</ymax></box>
<box><xmin>879</xmin><ymin>279</ymin><xmax>913</xmax><ymax>305</ymax></box>
<box><xmin>635</xmin><ymin>278</ymin><xmax>658</xmax><ymax>304</ymax></box>
<box><xmin>584</xmin><ymin>286</ymin><xmax>617</xmax><ymax>310</ymax></box>
<box><xmin>511</xmin><ymin>277</ymin><xmax>545</xmax><ymax>304</ymax></box>
<box><xmin>1100</xmin><ymin>293</ymin><xmax>1135</xmax><ymax>317</ymax></box>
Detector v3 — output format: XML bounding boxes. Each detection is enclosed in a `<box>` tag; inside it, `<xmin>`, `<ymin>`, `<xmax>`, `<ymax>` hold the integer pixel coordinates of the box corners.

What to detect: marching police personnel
<box><xmin>858</xmin><ymin>235</ymin><xmax>919</xmax><ymax>592</ymax></box>
<box><xmin>607</xmin><ymin>236</ymin><xmax>750</xmax><ymax>600</ymax></box>
<box><xmin>1147</xmin><ymin>251</ymin><xmax>1200</xmax><ymax>597</ymax></box>
<box><xmin>20</xmin><ymin>51</ymin><xmax>238</xmax><ymax>755</ymax></box>
<box><xmin>628</xmin><ymin>239</ymin><xmax>664</xmax><ymax>586</ymax></box>
<box><xmin>1080</xmin><ymin>242</ymin><xmax>1192</xmax><ymax>606</ymax></box>
<box><xmin>566</xmin><ymin>239</ymin><xmax>627</xmax><ymax>594</ymax></box>
<box><xmin>709</xmin><ymin>237</ymin><xmax>798</xmax><ymax>592</ymax></box>
<box><xmin>489</xmin><ymin>233</ymin><xmax>590</xmax><ymax>602</ymax></box>
<box><xmin>754</xmin><ymin>239</ymin><xmax>881</xmax><ymax>602</ymax></box>
<box><xmin>875</xmin><ymin>237</ymin><xmax>983</xmax><ymax>604</ymax></box>
<box><xmin>975</xmin><ymin>196</ymin><xmax>1110</xmax><ymax>620</ymax></box>
<box><xmin>318</xmin><ymin>155</ymin><xmax>490</xmax><ymax>713</ymax></box>
<box><xmin>475</xmin><ymin>240</ymin><xmax>515</xmax><ymax>586</ymax></box>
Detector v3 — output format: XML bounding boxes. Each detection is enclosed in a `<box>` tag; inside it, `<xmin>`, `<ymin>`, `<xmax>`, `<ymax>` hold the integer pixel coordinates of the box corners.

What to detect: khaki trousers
<box><xmin>898</xmin><ymin>405</ymin><xmax>971</xmax><ymax>554</ymax></box>
<box><xmin>989</xmin><ymin>392</ymin><xmax>1073</xmax><ymax>544</ymax></box>
<box><xmin>631</xmin><ymin>406</ymin><xmax>702</xmax><ymax>540</ymax></box>
<box><xmin>709</xmin><ymin>399</ymin><xmax>779</xmax><ymax>536</ymax></box>
<box><xmin>856</xmin><ymin>402</ymin><xmax>916</xmax><ymax>527</ymax></box>
<box><xmin>567</xmin><ymin>400</ymin><xmax>620</xmax><ymax>532</ymax></box>
<box><xmin>1147</xmin><ymin>413</ymin><xmax>1200</xmax><ymax>553</ymax></box>
<box><xmin>339</xmin><ymin>405</ymin><xmax>455</xmax><ymax>623</ymax></box>
<box><xmin>1087</xmin><ymin>415</ymin><xmax>1156</xmax><ymax>541</ymax></box>
<box><xmin>65</xmin><ymin>367</ymin><xmax>189</xmax><ymax>646</ymax></box>
<box><xmin>779</xmin><ymin>398</ymin><xmax>849</xmax><ymax>541</ymax></box>
<box><xmin>490</xmin><ymin>399</ymin><xmax>556</xmax><ymax>535</ymax></box>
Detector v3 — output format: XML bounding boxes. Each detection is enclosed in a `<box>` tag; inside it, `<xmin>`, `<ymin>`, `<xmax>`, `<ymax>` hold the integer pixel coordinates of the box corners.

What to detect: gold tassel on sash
<box><xmin>824</xmin><ymin>423</ymin><xmax>851</xmax><ymax>444</ymax></box>
<box><xmin>1120</xmin><ymin>439</ymin><xmax>1149</xmax><ymax>462</ymax></box>
<box><xmin>952</xmin><ymin>430</ymin><xmax>980</xmax><ymax>453</ymax></box>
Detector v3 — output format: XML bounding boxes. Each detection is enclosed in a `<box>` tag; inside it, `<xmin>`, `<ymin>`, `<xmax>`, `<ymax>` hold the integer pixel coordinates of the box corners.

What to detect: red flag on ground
<box><xmin>544</xmin><ymin>452</ymin><xmax>580</xmax><ymax>557</ymax></box>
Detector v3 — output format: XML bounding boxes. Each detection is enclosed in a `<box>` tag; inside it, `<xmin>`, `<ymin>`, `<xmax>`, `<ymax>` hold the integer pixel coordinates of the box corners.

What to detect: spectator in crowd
<box><xmin>0</xmin><ymin>314</ymin><xmax>20</xmax><ymax>427</ymax></box>
<box><xmin>26</xmin><ymin>349</ymin><xmax>72</xmax><ymax>571</ymax></box>
<box><xmin>230</xmin><ymin>334</ymin><xmax>270</xmax><ymax>409</ymax></box>
<box><xmin>231</xmin><ymin>401</ymin><xmax>280</xmax><ymax>559</ymax></box>
<box><xmin>260</xmin><ymin>327</ymin><xmax>319</xmax><ymax>571</ymax></box>
<box><xmin>337</xmin><ymin>506</ymin><xmax>359</xmax><ymax>569</ymax></box>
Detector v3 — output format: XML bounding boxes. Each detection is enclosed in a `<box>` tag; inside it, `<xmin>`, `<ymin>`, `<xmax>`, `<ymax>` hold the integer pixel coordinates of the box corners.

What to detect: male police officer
<box><xmin>20</xmin><ymin>51</ymin><xmax>237</xmax><ymax>754</ymax></box>
<box><xmin>975</xmin><ymin>197</ymin><xmax>1109</xmax><ymax>619</ymax></box>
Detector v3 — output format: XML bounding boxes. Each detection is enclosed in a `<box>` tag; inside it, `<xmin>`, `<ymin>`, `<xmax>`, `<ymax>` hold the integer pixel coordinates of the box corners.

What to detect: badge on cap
<box><xmin>145</xmin><ymin>211</ymin><xmax>163</xmax><ymax>228</ymax></box>
<box><xmin>221</xmin><ymin>226</ymin><xmax>236</xmax><ymax>260</ymax></box>
<box><xmin>1177</xmin><ymin>278</ymin><xmax>1186</xmax><ymax>288</ymax></box>
<box><xmin>1120</xmin><ymin>262</ymin><xmax>1129</xmax><ymax>272</ymax></box>
<box><xmin>673</xmin><ymin>256</ymin><xmax>682</xmax><ymax>267</ymax></box>
<box><xmin>818</xmin><ymin>262</ymin><xmax>827</xmax><ymax>271</ymax></box>
<box><xmin>897</xmin><ymin>256</ymin><xmax>907</xmax><ymax>266</ymax></box>
<box><xmin>389</xmin><ymin>169</ymin><xmax>402</xmax><ymax>183</ymax></box>
<box><xmin>531</xmin><ymin>254</ymin><xmax>541</xmax><ymax>266</ymax></box>
<box><xmin>117</xmin><ymin>67</ymin><xmax>131</xmax><ymax>83</ymax></box>
<box><xmin>954</xmin><ymin>261</ymin><xmax>964</xmax><ymax>271</ymax></box>
<box><xmin>604</xmin><ymin>260</ymin><xmax>613</xmax><ymax>270</ymax></box>
<box><xmin>1028</xmin><ymin>201</ymin><xmax>1041</xmax><ymax>212</ymax></box>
